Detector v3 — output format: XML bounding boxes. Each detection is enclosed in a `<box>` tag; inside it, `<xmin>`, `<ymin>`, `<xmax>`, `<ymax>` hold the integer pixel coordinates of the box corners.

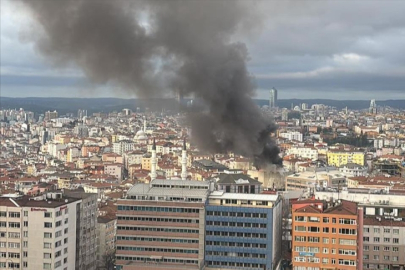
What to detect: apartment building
<box><xmin>96</xmin><ymin>216</ymin><xmax>117</xmax><ymax>269</ymax></box>
<box><xmin>286</xmin><ymin>147</ymin><xmax>319</xmax><ymax>161</ymax></box>
<box><xmin>327</xmin><ymin>150</ymin><xmax>365</xmax><ymax>167</ymax></box>
<box><xmin>205</xmin><ymin>192</ymin><xmax>283</xmax><ymax>270</ymax></box>
<box><xmin>63</xmin><ymin>190</ymin><xmax>98</xmax><ymax>270</ymax></box>
<box><xmin>115</xmin><ymin>179</ymin><xmax>214</xmax><ymax>270</ymax></box>
<box><xmin>291</xmin><ymin>199</ymin><xmax>363</xmax><ymax>270</ymax></box>
<box><xmin>363</xmin><ymin>218</ymin><xmax>405</xmax><ymax>270</ymax></box>
<box><xmin>0</xmin><ymin>192</ymin><xmax>81</xmax><ymax>270</ymax></box>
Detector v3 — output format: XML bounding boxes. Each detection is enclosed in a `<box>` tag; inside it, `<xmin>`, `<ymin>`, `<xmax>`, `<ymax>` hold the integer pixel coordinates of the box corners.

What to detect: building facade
<box><xmin>205</xmin><ymin>192</ymin><xmax>283</xmax><ymax>270</ymax></box>
<box><xmin>327</xmin><ymin>151</ymin><xmax>365</xmax><ymax>167</ymax></box>
<box><xmin>64</xmin><ymin>190</ymin><xmax>98</xmax><ymax>270</ymax></box>
<box><xmin>0</xmin><ymin>192</ymin><xmax>81</xmax><ymax>270</ymax></box>
<box><xmin>291</xmin><ymin>200</ymin><xmax>363</xmax><ymax>270</ymax></box>
<box><xmin>97</xmin><ymin>216</ymin><xmax>117</xmax><ymax>269</ymax></box>
<box><xmin>115</xmin><ymin>179</ymin><xmax>213</xmax><ymax>270</ymax></box>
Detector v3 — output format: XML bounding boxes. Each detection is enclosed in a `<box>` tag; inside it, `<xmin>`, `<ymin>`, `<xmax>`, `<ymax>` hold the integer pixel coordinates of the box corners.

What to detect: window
<box><xmin>44</xmin><ymin>253</ymin><xmax>52</xmax><ymax>259</ymax></box>
<box><xmin>383</xmin><ymin>246</ymin><xmax>390</xmax><ymax>251</ymax></box>
<box><xmin>373</xmin><ymin>255</ymin><xmax>379</xmax><ymax>260</ymax></box>
<box><xmin>323</xmin><ymin>238</ymin><xmax>329</xmax><ymax>244</ymax></box>
<box><xmin>393</xmin><ymin>229</ymin><xmax>399</xmax><ymax>234</ymax></box>
<box><xmin>308</xmin><ymin>226</ymin><xmax>320</xmax><ymax>232</ymax></box>
<box><xmin>55</xmin><ymin>261</ymin><xmax>61</xmax><ymax>268</ymax></box>
<box><xmin>56</xmin><ymin>221</ymin><xmax>62</xmax><ymax>227</ymax></box>
<box><xmin>339</xmin><ymin>239</ymin><xmax>356</xmax><ymax>245</ymax></box>
<box><xmin>383</xmin><ymin>256</ymin><xmax>390</xmax><ymax>261</ymax></box>
<box><xmin>323</xmin><ymin>248</ymin><xmax>329</xmax><ymax>254</ymax></box>
<box><xmin>8</xmin><ymin>222</ymin><xmax>20</xmax><ymax>228</ymax></box>
<box><xmin>43</xmin><ymin>263</ymin><xmax>51</xmax><ymax>269</ymax></box>
<box><xmin>364</xmin><ymin>227</ymin><xmax>370</xmax><ymax>233</ymax></box>
<box><xmin>295</xmin><ymin>216</ymin><xmax>306</xmax><ymax>222</ymax></box>
<box><xmin>8</xmin><ymin>212</ymin><xmax>20</xmax><ymax>218</ymax></box>
<box><xmin>56</xmin><ymin>231</ymin><xmax>62</xmax><ymax>237</ymax></box>
<box><xmin>8</xmin><ymin>232</ymin><xmax>20</xmax><ymax>238</ymax></box>
<box><xmin>364</xmin><ymin>237</ymin><xmax>369</xmax><ymax>242</ymax></box>
<box><xmin>8</xmin><ymin>242</ymin><xmax>20</xmax><ymax>249</ymax></box>
<box><xmin>363</xmin><ymin>245</ymin><xmax>369</xmax><ymax>251</ymax></box>
<box><xmin>23</xmin><ymin>221</ymin><xmax>28</xmax><ymax>227</ymax></box>
<box><xmin>323</xmin><ymin>227</ymin><xmax>329</xmax><ymax>233</ymax></box>
<box><xmin>0</xmin><ymin>212</ymin><xmax>6</xmax><ymax>217</ymax></box>
<box><xmin>295</xmin><ymin>226</ymin><xmax>306</xmax><ymax>232</ymax></box>
<box><xmin>373</xmin><ymin>237</ymin><xmax>380</xmax><ymax>242</ymax></box>
<box><xmin>339</xmin><ymin>228</ymin><xmax>356</xmax><ymax>235</ymax></box>
<box><xmin>338</xmin><ymin>249</ymin><xmax>356</xmax><ymax>256</ymax></box>
<box><xmin>384</xmin><ymin>238</ymin><xmax>390</xmax><ymax>243</ymax></box>
<box><xmin>393</xmin><ymin>238</ymin><xmax>399</xmax><ymax>243</ymax></box>
<box><xmin>322</xmin><ymin>217</ymin><xmax>329</xmax><ymax>223</ymax></box>
<box><xmin>44</xmin><ymin>233</ymin><xmax>52</xmax><ymax>238</ymax></box>
<box><xmin>8</xmin><ymin>253</ymin><xmax>20</xmax><ymax>258</ymax></box>
<box><xmin>44</xmin><ymin>243</ymin><xmax>52</xmax><ymax>249</ymax></box>
<box><xmin>393</xmin><ymin>247</ymin><xmax>399</xmax><ymax>252</ymax></box>
<box><xmin>44</xmin><ymin>222</ymin><xmax>52</xmax><ymax>228</ymax></box>
<box><xmin>384</xmin><ymin>228</ymin><xmax>390</xmax><ymax>233</ymax></box>
<box><xmin>374</xmin><ymin>228</ymin><xmax>380</xmax><ymax>233</ymax></box>
<box><xmin>44</xmin><ymin>212</ymin><xmax>52</xmax><ymax>218</ymax></box>
<box><xmin>373</xmin><ymin>246</ymin><xmax>380</xmax><ymax>251</ymax></box>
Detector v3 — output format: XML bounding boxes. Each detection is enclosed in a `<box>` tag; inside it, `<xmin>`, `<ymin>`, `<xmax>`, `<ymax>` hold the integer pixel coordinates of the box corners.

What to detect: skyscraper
<box><xmin>269</xmin><ymin>88</ymin><xmax>278</xmax><ymax>109</ymax></box>
<box><xmin>369</xmin><ymin>99</ymin><xmax>377</xmax><ymax>114</ymax></box>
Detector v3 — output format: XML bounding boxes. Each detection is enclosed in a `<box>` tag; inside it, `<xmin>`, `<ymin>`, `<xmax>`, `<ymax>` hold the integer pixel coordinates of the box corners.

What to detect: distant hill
<box><xmin>1</xmin><ymin>97</ymin><xmax>404</xmax><ymax>115</ymax></box>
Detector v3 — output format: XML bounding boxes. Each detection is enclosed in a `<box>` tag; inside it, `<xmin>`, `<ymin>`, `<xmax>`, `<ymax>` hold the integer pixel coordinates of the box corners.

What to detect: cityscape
<box><xmin>1</xmin><ymin>93</ymin><xmax>405</xmax><ymax>270</ymax></box>
<box><xmin>1</xmin><ymin>1</ymin><xmax>405</xmax><ymax>270</ymax></box>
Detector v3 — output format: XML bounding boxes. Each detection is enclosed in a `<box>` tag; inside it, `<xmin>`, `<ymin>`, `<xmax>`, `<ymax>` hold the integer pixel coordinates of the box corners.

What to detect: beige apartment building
<box><xmin>0</xmin><ymin>192</ymin><xmax>81</xmax><ymax>270</ymax></box>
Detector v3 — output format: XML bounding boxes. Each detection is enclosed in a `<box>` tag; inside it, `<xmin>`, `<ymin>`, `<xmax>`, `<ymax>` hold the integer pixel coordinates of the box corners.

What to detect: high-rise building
<box><xmin>45</xmin><ymin>110</ymin><xmax>58</xmax><ymax>121</ymax></box>
<box><xmin>281</xmin><ymin>108</ymin><xmax>289</xmax><ymax>121</ymax></box>
<box><xmin>115</xmin><ymin>179</ymin><xmax>214</xmax><ymax>270</ymax></box>
<box><xmin>205</xmin><ymin>192</ymin><xmax>283</xmax><ymax>270</ymax></box>
<box><xmin>369</xmin><ymin>99</ymin><xmax>377</xmax><ymax>114</ymax></box>
<box><xmin>0</xmin><ymin>192</ymin><xmax>82</xmax><ymax>270</ymax></box>
<box><xmin>96</xmin><ymin>216</ymin><xmax>117</xmax><ymax>269</ymax></box>
<box><xmin>291</xmin><ymin>199</ymin><xmax>363</xmax><ymax>270</ymax></box>
<box><xmin>63</xmin><ymin>190</ymin><xmax>98</xmax><ymax>270</ymax></box>
<box><xmin>269</xmin><ymin>88</ymin><xmax>278</xmax><ymax>109</ymax></box>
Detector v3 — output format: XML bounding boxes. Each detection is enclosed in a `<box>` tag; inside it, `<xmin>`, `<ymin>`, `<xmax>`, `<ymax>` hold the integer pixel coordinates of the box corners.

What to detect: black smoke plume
<box><xmin>20</xmin><ymin>0</ymin><xmax>282</xmax><ymax>167</ymax></box>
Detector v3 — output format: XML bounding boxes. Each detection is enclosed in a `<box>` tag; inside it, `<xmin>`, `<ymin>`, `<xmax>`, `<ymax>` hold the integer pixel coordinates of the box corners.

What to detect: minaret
<box><xmin>151</xmin><ymin>138</ymin><xmax>157</xmax><ymax>181</ymax></box>
<box><xmin>181</xmin><ymin>138</ymin><xmax>187</xmax><ymax>180</ymax></box>
<box><xmin>143</xmin><ymin>117</ymin><xmax>147</xmax><ymax>133</ymax></box>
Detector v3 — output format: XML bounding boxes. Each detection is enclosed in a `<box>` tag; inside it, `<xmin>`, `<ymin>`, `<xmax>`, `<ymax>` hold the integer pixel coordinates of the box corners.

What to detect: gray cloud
<box><xmin>1</xmin><ymin>0</ymin><xmax>405</xmax><ymax>100</ymax></box>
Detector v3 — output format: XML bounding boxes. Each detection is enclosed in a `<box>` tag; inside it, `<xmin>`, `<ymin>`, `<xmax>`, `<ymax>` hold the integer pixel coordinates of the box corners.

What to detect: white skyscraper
<box><xmin>269</xmin><ymin>88</ymin><xmax>278</xmax><ymax>109</ymax></box>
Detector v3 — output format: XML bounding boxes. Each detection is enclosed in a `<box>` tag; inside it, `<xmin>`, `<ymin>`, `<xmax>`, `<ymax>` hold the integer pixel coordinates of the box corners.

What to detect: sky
<box><xmin>1</xmin><ymin>0</ymin><xmax>405</xmax><ymax>100</ymax></box>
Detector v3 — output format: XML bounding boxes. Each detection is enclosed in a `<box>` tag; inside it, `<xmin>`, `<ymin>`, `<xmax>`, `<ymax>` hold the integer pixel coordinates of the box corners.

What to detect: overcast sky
<box><xmin>1</xmin><ymin>0</ymin><xmax>405</xmax><ymax>100</ymax></box>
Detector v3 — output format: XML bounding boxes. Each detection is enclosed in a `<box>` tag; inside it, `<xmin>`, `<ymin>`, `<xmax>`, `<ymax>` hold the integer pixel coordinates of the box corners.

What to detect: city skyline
<box><xmin>1</xmin><ymin>1</ymin><xmax>405</xmax><ymax>100</ymax></box>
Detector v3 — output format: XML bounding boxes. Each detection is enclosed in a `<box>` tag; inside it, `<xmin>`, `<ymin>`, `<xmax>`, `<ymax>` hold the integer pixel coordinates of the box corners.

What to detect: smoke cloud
<box><xmin>20</xmin><ymin>0</ymin><xmax>281</xmax><ymax>167</ymax></box>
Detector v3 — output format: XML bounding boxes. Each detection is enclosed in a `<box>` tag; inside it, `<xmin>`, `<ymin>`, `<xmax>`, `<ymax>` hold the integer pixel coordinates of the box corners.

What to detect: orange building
<box><xmin>291</xmin><ymin>199</ymin><xmax>363</xmax><ymax>270</ymax></box>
